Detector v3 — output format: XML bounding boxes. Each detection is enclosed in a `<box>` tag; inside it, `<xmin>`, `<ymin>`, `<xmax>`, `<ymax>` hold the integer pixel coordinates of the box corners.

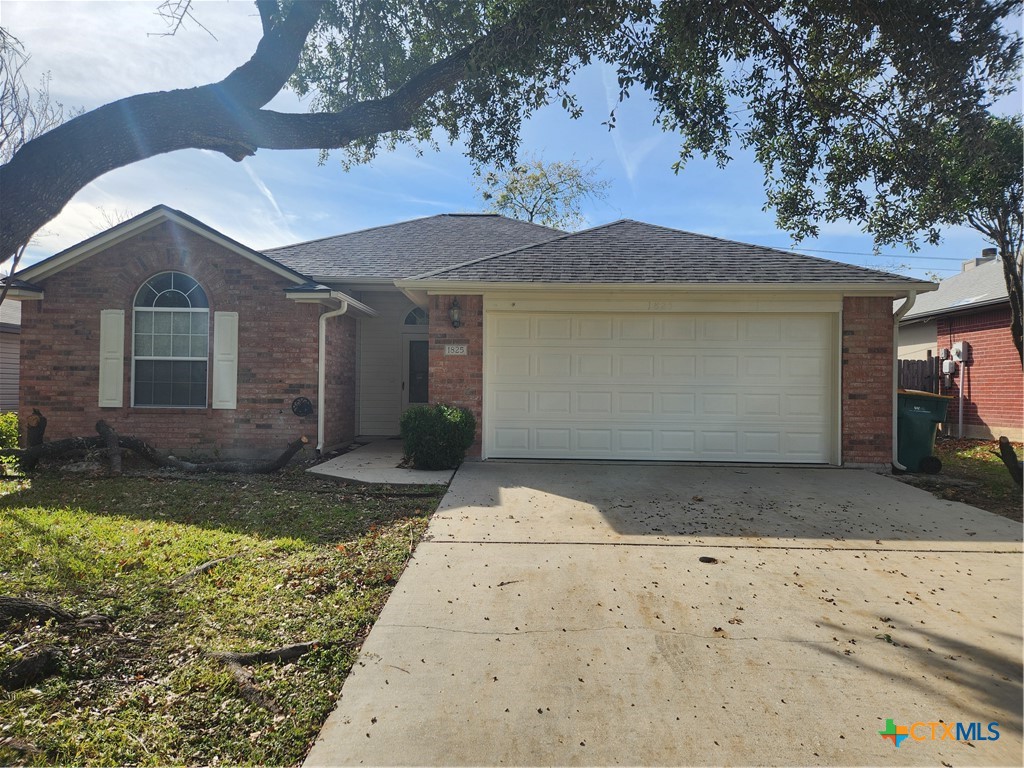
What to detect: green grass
<box><xmin>930</xmin><ymin>437</ymin><xmax>1022</xmax><ymax>521</ymax></box>
<box><xmin>0</xmin><ymin>470</ymin><xmax>445</xmax><ymax>766</ymax></box>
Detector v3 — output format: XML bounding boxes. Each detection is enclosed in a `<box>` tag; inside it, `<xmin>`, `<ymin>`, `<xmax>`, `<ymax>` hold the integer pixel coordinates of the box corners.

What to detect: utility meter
<box><xmin>942</xmin><ymin>359</ymin><xmax>957</xmax><ymax>375</ymax></box>
<box><xmin>952</xmin><ymin>342</ymin><xmax>968</xmax><ymax>362</ymax></box>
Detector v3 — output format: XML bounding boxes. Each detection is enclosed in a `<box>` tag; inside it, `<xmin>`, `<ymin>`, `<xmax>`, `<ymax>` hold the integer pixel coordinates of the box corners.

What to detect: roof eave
<box><xmin>16</xmin><ymin>205</ymin><xmax>313</xmax><ymax>287</ymax></box>
<box><xmin>901</xmin><ymin>295</ymin><xmax>1010</xmax><ymax>322</ymax></box>
<box><xmin>395</xmin><ymin>279</ymin><xmax>936</xmax><ymax>296</ymax></box>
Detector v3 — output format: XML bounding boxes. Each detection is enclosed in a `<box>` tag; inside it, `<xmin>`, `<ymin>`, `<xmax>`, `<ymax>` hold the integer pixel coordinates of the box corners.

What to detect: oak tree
<box><xmin>477</xmin><ymin>155</ymin><xmax>610</xmax><ymax>229</ymax></box>
<box><xmin>1</xmin><ymin>0</ymin><xmax>1020</xmax><ymax>266</ymax></box>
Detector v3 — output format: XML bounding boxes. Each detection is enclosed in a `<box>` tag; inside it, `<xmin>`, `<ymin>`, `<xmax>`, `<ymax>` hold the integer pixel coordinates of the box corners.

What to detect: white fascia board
<box><xmin>394</xmin><ymin>280</ymin><xmax>937</xmax><ymax>297</ymax></box>
<box><xmin>1</xmin><ymin>289</ymin><xmax>44</xmax><ymax>301</ymax></box>
<box><xmin>20</xmin><ymin>208</ymin><xmax>309</xmax><ymax>286</ymax></box>
<box><xmin>18</xmin><ymin>210</ymin><xmax>169</xmax><ymax>282</ymax></box>
<box><xmin>285</xmin><ymin>289</ymin><xmax>378</xmax><ymax>317</ymax></box>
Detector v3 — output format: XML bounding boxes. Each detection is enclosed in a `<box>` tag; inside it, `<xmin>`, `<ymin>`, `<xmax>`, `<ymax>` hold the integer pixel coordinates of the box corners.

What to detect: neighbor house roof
<box><xmin>901</xmin><ymin>258</ymin><xmax>1008</xmax><ymax>321</ymax></box>
<box><xmin>265</xmin><ymin>213</ymin><xmax>562</xmax><ymax>281</ymax></box>
<box><xmin>409</xmin><ymin>219</ymin><xmax>932</xmax><ymax>288</ymax></box>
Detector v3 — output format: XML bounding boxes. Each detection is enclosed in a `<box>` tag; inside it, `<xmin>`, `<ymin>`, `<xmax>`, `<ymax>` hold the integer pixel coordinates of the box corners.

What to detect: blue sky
<box><xmin>4</xmin><ymin>1</ymin><xmax>1019</xmax><ymax>279</ymax></box>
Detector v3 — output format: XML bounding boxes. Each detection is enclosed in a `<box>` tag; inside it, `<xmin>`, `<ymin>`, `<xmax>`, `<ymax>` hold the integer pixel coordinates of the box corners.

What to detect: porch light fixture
<box><xmin>449</xmin><ymin>298</ymin><xmax>462</xmax><ymax>328</ymax></box>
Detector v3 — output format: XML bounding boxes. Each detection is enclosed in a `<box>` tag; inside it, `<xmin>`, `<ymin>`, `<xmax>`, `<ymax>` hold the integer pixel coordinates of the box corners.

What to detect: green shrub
<box><xmin>0</xmin><ymin>411</ymin><xmax>18</xmax><ymax>472</ymax></box>
<box><xmin>400</xmin><ymin>404</ymin><xmax>476</xmax><ymax>470</ymax></box>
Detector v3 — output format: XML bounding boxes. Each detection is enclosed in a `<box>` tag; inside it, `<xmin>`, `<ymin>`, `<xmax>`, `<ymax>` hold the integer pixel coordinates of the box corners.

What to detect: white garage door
<box><xmin>485</xmin><ymin>312</ymin><xmax>835</xmax><ymax>462</ymax></box>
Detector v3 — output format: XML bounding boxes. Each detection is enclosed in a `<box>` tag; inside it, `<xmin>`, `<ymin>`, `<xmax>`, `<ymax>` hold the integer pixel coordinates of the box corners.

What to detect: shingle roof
<box><xmin>413</xmin><ymin>220</ymin><xmax>928</xmax><ymax>285</ymax></box>
<box><xmin>265</xmin><ymin>213</ymin><xmax>562</xmax><ymax>280</ymax></box>
<box><xmin>901</xmin><ymin>258</ymin><xmax>1008</xmax><ymax>320</ymax></box>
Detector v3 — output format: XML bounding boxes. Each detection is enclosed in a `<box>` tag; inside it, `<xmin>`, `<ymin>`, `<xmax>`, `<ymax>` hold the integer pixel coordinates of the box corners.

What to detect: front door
<box><xmin>402</xmin><ymin>336</ymin><xmax>429</xmax><ymax>408</ymax></box>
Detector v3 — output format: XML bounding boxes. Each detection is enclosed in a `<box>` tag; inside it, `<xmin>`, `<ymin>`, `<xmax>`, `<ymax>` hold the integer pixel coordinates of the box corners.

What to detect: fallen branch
<box><xmin>207</xmin><ymin>638</ymin><xmax>359</xmax><ymax>710</ymax></box>
<box><xmin>991</xmin><ymin>436</ymin><xmax>1023</xmax><ymax>486</ymax></box>
<box><xmin>0</xmin><ymin>596</ymin><xmax>78</xmax><ymax>624</ymax></box>
<box><xmin>1</xmin><ymin>421</ymin><xmax>308</xmax><ymax>475</ymax></box>
<box><xmin>209</xmin><ymin>642</ymin><xmax>320</xmax><ymax>667</ymax></box>
<box><xmin>170</xmin><ymin>556</ymin><xmax>236</xmax><ymax>586</ymax></box>
<box><xmin>0</xmin><ymin>646</ymin><xmax>61</xmax><ymax>691</ymax></box>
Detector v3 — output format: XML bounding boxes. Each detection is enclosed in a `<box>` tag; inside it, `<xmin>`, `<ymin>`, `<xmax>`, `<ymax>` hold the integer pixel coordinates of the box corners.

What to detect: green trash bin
<box><xmin>896</xmin><ymin>389</ymin><xmax>952</xmax><ymax>473</ymax></box>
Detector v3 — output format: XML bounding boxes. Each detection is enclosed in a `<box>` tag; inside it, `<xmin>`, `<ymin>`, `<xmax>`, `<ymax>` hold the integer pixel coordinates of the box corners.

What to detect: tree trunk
<box><xmin>995</xmin><ymin>436</ymin><xmax>1023</xmax><ymax>486</ymax></box>
<box><xmin>0</xmin><ymin>596</ymin><xmax>78</xmax><ymax>625</ymax></box>
<box><xmin>96</xmin><ymin>420</ymin><xmax>121</xmax><ymax>476</ymax></box>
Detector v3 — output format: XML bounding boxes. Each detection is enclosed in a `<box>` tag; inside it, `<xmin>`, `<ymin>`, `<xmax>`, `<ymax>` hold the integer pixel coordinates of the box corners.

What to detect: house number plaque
<box><xmin>444</xmin><ymin>344</ymin><xmax>468</xmax><ymax>356</ymax></box>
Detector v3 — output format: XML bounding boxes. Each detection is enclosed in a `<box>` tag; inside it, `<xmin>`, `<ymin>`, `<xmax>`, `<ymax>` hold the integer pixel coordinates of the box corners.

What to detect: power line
<box><xmin>785</xmin><ymin>246</ymin><xmax>967</xmax><ymax>263</ymax></box>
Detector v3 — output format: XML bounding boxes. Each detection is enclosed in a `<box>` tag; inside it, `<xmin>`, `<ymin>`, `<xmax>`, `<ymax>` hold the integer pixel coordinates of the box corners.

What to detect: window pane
<box><xmin>153</xmin><ymin>313</ymin><xmax>172</xmax><ymax>333</ymax></box>
<box><xmin>153</xmin><ymin>360</ymin><xmax>173</xmax><ymax>381</ymax></box>
<box><xmin>191</xmin><ymin>313</ymin><xmax>208</xmax><ymax>334</ymax></box>
<box><xmin>172</xmin><ymin>312</ymin><xmax>190</xmax><ymax>334</ymax></box>
<box><xmin>171</xmin><ymin>273</ymin><xmax>198</xmax><ymax>294</ymax></box>
<box><xmin>172</xmin><ymin>382</ymin><xmax>191</xmax><ymax>406</ymax></box>
<box><xmin>135</xmin><ymin>360</ymin><xmax>154</xmax><ymax>381</ymax></box>
<box><xmin>171</xmin><ymin>335</ymin><xmax>190</xmax><ymax>357</ymax></box>
<box><xmin>149</xmin><ymin>272</ymin><xmax>173</xmax><ymax>295</ymax></box>
<box><xmin>189</xmin><ymin>361</ymin><xmax>207</xmax><ymax>384</ymax></box>
<box><xmin>152</xmin><ymin>334</ymin><xmax>172</xmax><ymax>356</ymax></box>
<box><xmin>190</xmin><ymin>382</ymin><xmax>207</xmax><ymax>406</ymax></box>
<box><xmin>134</xmin><ymin>285</ymin><xmax>157</xmax><ymax>307</ymax></box>
<box><xmin>191</xmin><ymin>335</ymin><xmax>208</xmax><ymax>357</ymax></box>
<box><xmin>135</xmin><ymin>312</ymin><xmax>153</xmax><ymax>333</ymax></box>
<box><xmin>134</xmin><ymin>334</ymin><xmax>152</xmax><ymax>356</ymax></box>
<box><xmin>153</xmin><ymin>383</ymin><xmax>172</xmax><ymax>404</ymax></box>
<box><xmin>154</xmin><ymin>291</ymin><xmax>189</xmax><ymax>308</ymax></box>
<box><xmin>187</xmin><ymin>288</ymin><xmax>209</xmax><ymax>308</ymax></box>
<box><xmin>134</xmin><ymin>379</ymin><xmax>153</xmax><ymax>405</ymax></box>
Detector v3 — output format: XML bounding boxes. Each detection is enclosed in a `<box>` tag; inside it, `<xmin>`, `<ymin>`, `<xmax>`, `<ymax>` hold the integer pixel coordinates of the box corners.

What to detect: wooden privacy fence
<box><xmin>898</xmin><ymin>354</ymin><xmax>940</xmax><ymax>393</ymax></box>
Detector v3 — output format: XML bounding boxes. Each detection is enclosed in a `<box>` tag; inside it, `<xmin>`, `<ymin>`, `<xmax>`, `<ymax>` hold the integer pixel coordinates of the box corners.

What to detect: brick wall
<box><xmin>18</xmin><ymin>221</ymin><xmax>342</xmax><ymax>459</ymax></box>
<box><xmin>937</xmin><ymin>306</ymin><xmax>1023</xmax><ymax>440</ymax></box>
<box><xmin>842</xmin><ymin>296</ymin><xmax>894</xmax><ymax>468</ymax></box>
<box><xmin>428</xmin><ymin>294</ymin><xmax>483</xmax><ymax>457</ymax></box>
<box><xmin>323</xmin><ymin>313</ymin><xmax>358</xmax><ymax>449</ymax></box>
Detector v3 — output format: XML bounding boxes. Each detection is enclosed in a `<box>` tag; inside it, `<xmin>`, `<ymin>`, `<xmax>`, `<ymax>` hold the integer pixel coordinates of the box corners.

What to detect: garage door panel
<box><xmin>486</xmin><ymin>311</ymin><xmax>833</xmax><ymax>462</ymax></box>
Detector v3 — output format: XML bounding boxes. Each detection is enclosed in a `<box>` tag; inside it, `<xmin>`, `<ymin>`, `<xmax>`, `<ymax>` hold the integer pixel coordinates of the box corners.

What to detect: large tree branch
<box><xmin>0</xmin><ymin>0</ymin><xmax>325</xmax><ymax>262</ymax></box>
<box><xmin>0</xmin><ymin>0</ymin><xmax>507</xmax><ymax>263</ymax></box>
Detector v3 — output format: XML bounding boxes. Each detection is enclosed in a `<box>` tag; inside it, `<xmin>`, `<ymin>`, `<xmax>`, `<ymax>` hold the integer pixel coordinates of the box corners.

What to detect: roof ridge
<box><xmin>411</xmin><ymin>219</ymin><xmax>630</xmax><ymax>279</ymax></box>
<box><xmin>265</xmin><ymin>214</ymin><xmax>447</xmax><ymax>252</ymax></box>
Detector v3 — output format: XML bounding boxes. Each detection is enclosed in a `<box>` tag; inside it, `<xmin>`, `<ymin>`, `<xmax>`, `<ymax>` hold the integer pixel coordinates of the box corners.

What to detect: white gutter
<box><xmin>892</xmin><ymin>291</ymin><xmax>917</xmax><ymax>470</ymax></box>
<box><xmin>317</xmin><ymin>295</ymin><xmax>350</xmax><ymax>454</ymax></box>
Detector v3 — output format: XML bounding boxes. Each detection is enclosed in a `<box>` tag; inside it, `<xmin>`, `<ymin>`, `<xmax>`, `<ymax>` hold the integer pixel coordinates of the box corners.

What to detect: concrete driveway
<box><xmin>305</xmin><ymin>463</ymin><xmax>1022</xmax><ymax>767</ymax></box>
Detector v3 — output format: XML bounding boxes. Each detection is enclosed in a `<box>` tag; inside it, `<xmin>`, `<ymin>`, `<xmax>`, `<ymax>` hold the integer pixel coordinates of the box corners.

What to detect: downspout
<box><xmin>318</xmin><ymin>296</ymin><xmax>350</xmax><ymax>455</ymax></box>
<box><xmin>892</xmin><ymin>291</ymin><xmax>917</xmax><ymax>470</ymax></box>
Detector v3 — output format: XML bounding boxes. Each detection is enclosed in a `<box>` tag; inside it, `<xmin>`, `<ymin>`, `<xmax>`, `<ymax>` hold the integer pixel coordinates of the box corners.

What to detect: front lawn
<box><xmin>0</xmin><ymin>470</ymin><xmax>445</xmax><ymax>766</ymax></box>
<box><xmin>897</xmin><ymin>436</ymin><xmax>1022</xmax><ymax>522</ymax></box>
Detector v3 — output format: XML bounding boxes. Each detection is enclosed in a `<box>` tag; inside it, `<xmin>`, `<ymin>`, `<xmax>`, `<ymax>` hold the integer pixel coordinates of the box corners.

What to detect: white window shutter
<box><xmin>98</xmin><ymin>310</ymin><xmax>124</xmax><ymax>407</ymax></box>
<box><xmin>212</xmin><ymin>311</ymin><xmax>238</xmax><ymax>410</ymax></box>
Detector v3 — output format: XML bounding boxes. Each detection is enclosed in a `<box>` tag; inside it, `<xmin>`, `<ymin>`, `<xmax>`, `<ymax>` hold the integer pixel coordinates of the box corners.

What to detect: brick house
<box><xmin>899</xmin><ymin>252</ymin><xmax>1023</xmax><ymax>441</ymax></box>
<box><xmin>6</xmin><ymin>205</ymin><xmax>931</xmax><ymax>468</ymax></box>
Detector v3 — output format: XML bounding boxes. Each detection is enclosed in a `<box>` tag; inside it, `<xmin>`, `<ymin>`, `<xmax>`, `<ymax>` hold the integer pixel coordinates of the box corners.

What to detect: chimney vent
<box><xmin>962</xmin><ymin>248</ymin><xmax>999</xmax><ymax>271</ymax></box>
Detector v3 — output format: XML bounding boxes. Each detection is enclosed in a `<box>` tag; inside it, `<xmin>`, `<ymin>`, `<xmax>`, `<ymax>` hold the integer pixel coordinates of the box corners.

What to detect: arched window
<box><xmin>132</xmin><ymin>272</ymin><xmax>209</xmax><ymax>407</ymax></box>
<box><xmin>404</xmin><ymin>307</ymin><xmax>428</xmax><ymax>326</ymax></box>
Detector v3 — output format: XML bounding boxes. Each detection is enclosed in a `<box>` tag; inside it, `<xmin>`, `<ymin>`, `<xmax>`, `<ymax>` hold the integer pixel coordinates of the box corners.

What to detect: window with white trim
<box><xmin>132</xmin><ymin>272</ymin><xmax>209</xmax><ymax>407</ymax></box>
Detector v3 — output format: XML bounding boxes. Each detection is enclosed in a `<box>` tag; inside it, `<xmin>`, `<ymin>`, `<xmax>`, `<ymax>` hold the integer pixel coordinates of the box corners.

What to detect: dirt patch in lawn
<box><xmin>894</xmin><ymin>437</ymin><xmax>1022</xmax><ymax>522</ymax></box>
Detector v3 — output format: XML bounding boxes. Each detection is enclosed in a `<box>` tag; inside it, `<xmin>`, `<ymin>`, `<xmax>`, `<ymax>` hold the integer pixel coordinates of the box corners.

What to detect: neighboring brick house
<box><xmin>898</xmin><ymin>252</ymin><xmax>1023</xmax><ymax>441</ymax></box>
<box><xmin>6</xmin><ymin>205</ymin><xmax>930</xmax><ymax>468</ymax></box>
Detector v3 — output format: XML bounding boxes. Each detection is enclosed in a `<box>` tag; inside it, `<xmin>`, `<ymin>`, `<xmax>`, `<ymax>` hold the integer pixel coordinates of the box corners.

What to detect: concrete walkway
<box><xmin>304</xmin><ymin>463</ymin><xmax>1022</xmax><ymax>767</ymax></box>
<box><xmin>308</xmin><ymin>439</ymin><xmax>455</xmax><ymax>485</ymax></box>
